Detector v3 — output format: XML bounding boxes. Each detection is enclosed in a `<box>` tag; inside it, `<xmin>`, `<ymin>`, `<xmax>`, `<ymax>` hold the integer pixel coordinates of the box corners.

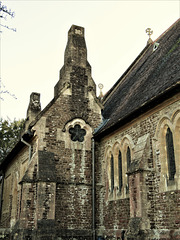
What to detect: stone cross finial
<box><xmin>146</xmin><ymin>28</ymin><xmax>153</xmax><ymax>38</ymax></box>
<box><xmin>98</xmin><ymin>83</ymin><xmax>104</xmax><ymax>100</ymax></box>
<box><xmin>146</xmin><ymin>28</ymin><xmax>153</xmax><ymax>44</ymax></box>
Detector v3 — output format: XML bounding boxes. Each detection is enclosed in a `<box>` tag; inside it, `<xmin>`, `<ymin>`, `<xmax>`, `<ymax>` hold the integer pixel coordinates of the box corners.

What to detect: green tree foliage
<box><xmin>0</xmin><ymin>118</ymin><xmax>25</xmax><ymax>163</ymax></box>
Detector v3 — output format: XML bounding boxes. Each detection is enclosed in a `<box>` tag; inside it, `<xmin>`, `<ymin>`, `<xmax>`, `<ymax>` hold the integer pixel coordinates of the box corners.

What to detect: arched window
<box><xmin>110</xmin><ymin>154</ymin><xmax>114</xmax><ymax>192</ymax></box>
<box><xmin>126</xmin><ymin>146</ymin><xmax>131</xmax><ymax>193</ymax></box>
<box><xmin>118</xmin><ymin>151</ymin><xmax>123</xmax><ymax>193</ymax></box>
<box><xmin>127</xmin><ymin>146</ymin><xmax>131</xmax><ymax>170</ymax></box>
<box><xmin>166</xmin><ymin>127</ymin><xmax>176</xmax><ymax>181</ymax></box>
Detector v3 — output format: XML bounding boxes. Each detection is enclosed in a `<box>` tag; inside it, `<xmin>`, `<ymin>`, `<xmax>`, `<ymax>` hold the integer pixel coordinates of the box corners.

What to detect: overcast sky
<box><xmin>0</xmin><ymin>0</ymin><xmax>179</xmax><ymax>120</ymax></box>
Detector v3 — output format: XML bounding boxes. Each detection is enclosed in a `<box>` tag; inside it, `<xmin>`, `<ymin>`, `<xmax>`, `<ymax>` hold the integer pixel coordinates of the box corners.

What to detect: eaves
<box><xmin>94</xmin><ymin>81</ymin><xmax>180</xmax><ymax>141</ymax></box>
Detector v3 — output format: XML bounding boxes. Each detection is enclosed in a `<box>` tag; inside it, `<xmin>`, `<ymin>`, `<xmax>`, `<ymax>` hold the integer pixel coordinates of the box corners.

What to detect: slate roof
<box><xmin>95</xmin><ymin>19</ymin><xmax>180</xmax><ymax>138</ymax></box>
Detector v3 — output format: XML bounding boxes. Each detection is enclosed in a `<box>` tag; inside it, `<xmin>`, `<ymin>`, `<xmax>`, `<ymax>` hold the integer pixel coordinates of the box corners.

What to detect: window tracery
<box><xmin>154</xmin><ymin>110</ymin><xmax>180</xmax><ymax>192</ymax></box>
<box><xmin>69</xmin><ymin>124</ymin><xmax>86</xmax><ymax>142</ymax></box>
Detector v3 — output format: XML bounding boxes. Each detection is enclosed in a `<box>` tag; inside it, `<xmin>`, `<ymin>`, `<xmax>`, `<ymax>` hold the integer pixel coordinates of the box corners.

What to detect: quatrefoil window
<box><xmin>69</xmin><ymin>124</ymin><xmax>86</xmax><ymax>142</ymax></box>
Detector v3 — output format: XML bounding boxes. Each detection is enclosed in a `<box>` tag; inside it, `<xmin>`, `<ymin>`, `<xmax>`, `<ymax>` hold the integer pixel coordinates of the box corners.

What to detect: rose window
<box><xmin>69</xmin><ymin>124</ymin><xmax>86</xmax><ymax>142</ymax></box>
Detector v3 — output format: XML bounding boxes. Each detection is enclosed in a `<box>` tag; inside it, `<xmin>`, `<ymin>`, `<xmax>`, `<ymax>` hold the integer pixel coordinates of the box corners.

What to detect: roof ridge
<box><xmin>154</xmin><ymin>18</ymin><xmax>180</xmax><ymax>43</ymax></box>
<box><xmin>103</xmin><ymin>18</ymin><xmax>180</xmax><ymax>105</ymax></box>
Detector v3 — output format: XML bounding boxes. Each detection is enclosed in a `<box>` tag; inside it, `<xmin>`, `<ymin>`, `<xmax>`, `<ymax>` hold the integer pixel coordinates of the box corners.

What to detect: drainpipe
<box><xmin>0</xmin><ymin>171</ymin><xmax>5</xmax><ymax>219</ymax></box>
<box><xmin>92</xmin><ymin>138</ymin><xmax>95</xmax><ymax>240</ymax></box>
<box><xmin>21</xmin><ymin>137</ymin><xmax>32</xmax><ymax>161</ymax></box>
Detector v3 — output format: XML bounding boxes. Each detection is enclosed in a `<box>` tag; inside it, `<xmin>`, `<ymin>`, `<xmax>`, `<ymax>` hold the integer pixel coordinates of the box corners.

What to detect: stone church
<box><xmin>0</xmin><ymin>18</ymin><xmax>179</xmax><ymax>240</ymax></box>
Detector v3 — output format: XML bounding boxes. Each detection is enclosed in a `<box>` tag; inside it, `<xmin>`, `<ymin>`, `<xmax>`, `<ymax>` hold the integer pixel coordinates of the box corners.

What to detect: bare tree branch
<box><xmin>0</xmin><ymin>79</ymin><xmax>17</xmax><ymax>101</ymax></box>
<box><xmin>0</xmin><ymin>1</ymin><xmax>16</xmax><ymax>33</ymax></box>
<box><xmin>0</xmin><ymin>23</ymin><xmax>16</xmax><ymax>32</ymax></box>
<box><xmin>0</xmin><ymin>1</ymin><xmax>15</xmax><ymax>18</ymax></box>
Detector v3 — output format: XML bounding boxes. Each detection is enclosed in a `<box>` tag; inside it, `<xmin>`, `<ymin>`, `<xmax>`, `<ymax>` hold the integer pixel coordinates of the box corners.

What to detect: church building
<box><xmin>0</xmin><ymin>18</ymin><xmax>179</xmax><ymax>240</ymax></box>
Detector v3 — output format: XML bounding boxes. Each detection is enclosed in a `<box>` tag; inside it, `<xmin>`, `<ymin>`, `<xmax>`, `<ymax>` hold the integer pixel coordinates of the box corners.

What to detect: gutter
<box><xmin>92</xmin><ymin>138</ymin><xmax>95</xmax><ymax>240</ymax></box>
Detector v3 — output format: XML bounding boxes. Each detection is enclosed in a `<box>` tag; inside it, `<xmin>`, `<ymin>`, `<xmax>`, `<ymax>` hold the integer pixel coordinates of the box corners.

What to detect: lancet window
<box><xmin>127</xmin><ymin>146</ymin><xmax>131</xmax><ymax>170</ymax></box>
<box><xmin>118</xmin><ymin>150</ymin><xmax>123</xmax><ymax>193</ymax></box>
<box><xmin>126</xmin><ymin>146</ymin><xmax>131</xmax><ymax>193</ymax></box>
<box><xmin>166</xmin><ymin>127</ymin><xmax>176</xmax><ymax>181</ymax></box>
<box><xmin>110</xmin><ymin>154</ymin><xmax>114</xmax><ymax>192</ymax></box>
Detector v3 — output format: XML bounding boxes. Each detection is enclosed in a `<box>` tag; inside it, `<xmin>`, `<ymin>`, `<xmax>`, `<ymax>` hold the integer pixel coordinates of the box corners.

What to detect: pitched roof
<box><xmin>95</xmin><ymin>18</ymin><xmax>180</xmax><ymax>138</ymax></box>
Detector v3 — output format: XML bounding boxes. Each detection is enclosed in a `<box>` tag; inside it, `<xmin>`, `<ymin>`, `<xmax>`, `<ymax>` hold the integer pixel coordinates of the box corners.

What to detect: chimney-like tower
<box><xmin>64</xmin><ymin>25</ymin><xmax>87</xmax><ymax>67</ymax></box>
<box><xmin>25</xmin><ymin>92</ymin><xmax>41</xmax><ymax>130</ymax></box>
<box><xmin>54</xmin><ymin>25</ymin><xmax>96</xmax><ymax>98</ymax></box>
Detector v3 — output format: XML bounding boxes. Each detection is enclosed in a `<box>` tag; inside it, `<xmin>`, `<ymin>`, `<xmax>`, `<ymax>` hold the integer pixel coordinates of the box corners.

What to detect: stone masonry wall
<box><xmin>96</xmin><ymin>95</ymin><xmax>180</xmax><ymax>239</ymax></box>
<box><xmin>24</xmin><ymin>63</ymin><xmax>102</xmax><ymax>239</ymax></box>
<box><xmin>38</xmin><ymin>78</ymin><xmax>101</xmax><ymax>237</ymax></box>
<box><xmin>0</xmin><ymin>146</ymin><xmax>29</xmax><ymax>229</ymax></box>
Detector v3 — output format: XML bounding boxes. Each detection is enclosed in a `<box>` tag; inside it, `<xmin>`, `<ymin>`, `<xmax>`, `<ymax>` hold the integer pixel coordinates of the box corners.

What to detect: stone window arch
<box><xmin>121</xmin><ymin>136</ymin><xmax>134</xmax><ymax>196</ymax></box>
<box><xmin>154</xmin><ymin>115</ymin><xmax>179</xmax><ymax>192</ymax></box>
<box><xmin>57</xmin><ymin>118</ymin><xmax>93</xmax><ymax>150</ymax></box>
<box><xmin>104</xmin><ymin>146</ymin><xmax>113</xmax><ymax>199</ymax></box>
<box><xmin>105</xmin><ymin>142</ymin><xmax>122</xmax><ymax>200</ymax></box>
<box><xmin>104</xmin><ymin>136</ymin><xmax>134</xmax><ymax>200</ymax></box>
<box><xmin>172</xmin><ymin>110</ymin><xmax>180</xmax><ymax>188</ymax></box>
